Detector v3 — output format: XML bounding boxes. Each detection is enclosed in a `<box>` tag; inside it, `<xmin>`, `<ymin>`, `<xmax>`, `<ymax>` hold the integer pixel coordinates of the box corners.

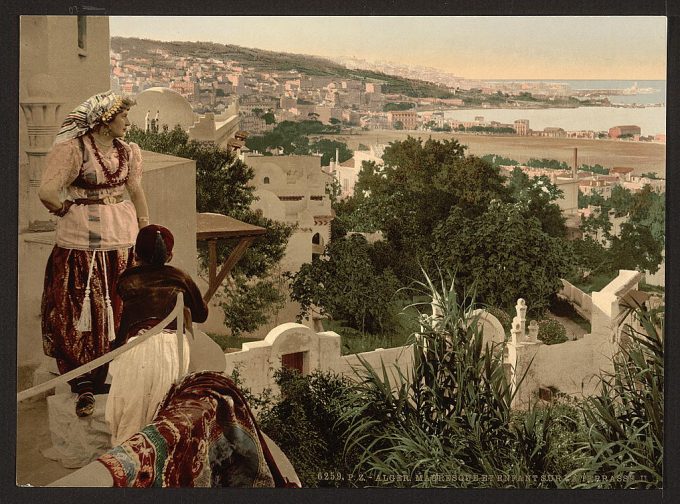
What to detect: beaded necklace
<box><xmin>87</xmin><ymin>133</ymin><xmax>129</xmax><ymax>185</ymax></box>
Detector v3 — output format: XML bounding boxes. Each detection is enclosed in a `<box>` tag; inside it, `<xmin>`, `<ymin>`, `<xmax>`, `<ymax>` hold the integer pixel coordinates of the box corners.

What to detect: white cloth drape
<box><xmin>105</xmin><ymin>329</ymin><xmax>190</xmax><ymax>446</ymax></box>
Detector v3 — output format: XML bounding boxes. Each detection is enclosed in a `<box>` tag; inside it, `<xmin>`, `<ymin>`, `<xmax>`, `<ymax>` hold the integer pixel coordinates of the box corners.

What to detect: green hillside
<box><xmin>111</xmin><ymin>37</ymin><xmax>455</xmax><ymax>98</ymax></box>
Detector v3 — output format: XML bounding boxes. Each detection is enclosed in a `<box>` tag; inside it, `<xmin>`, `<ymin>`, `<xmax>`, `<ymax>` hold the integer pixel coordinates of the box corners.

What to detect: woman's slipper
<box><xmin>75</xmin><ymin>392</ymin><xmax>95</xmax><ymax>417</ymax></box>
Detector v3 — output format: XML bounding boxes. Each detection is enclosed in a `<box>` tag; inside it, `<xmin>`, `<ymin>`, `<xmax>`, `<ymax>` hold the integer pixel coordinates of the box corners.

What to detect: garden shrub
<box><xmin>256</xmin><ymin>368</ymin><xmax>358</xmax><ymax>487</ymax></box>
<box><xmin>538</xmin><ymin>318</ymin><xmax>569</xmax><ymax>345</ymax></box>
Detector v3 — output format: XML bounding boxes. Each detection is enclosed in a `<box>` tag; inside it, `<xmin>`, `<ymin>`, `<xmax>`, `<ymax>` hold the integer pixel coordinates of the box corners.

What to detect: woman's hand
<box><xmin>49</xmin><ymin>200</ymin><xmax>74</xmax><ymax>217</ymax></box>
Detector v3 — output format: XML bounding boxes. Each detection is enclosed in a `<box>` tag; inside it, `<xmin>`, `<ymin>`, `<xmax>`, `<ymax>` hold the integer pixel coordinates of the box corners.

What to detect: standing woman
<box><xmin>39</xmin><ymin>91</ymin><xmax>150</xmax><ymax>417</ymax></box>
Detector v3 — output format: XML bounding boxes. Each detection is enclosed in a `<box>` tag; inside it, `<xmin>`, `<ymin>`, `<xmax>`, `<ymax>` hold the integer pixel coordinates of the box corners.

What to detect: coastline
<box><xmin>321</xmin><ymin>129</ymin><xmax>666</xmax><ymax>176</ymax></box>
<box><xmin>416</xmin><ymin>103</ymin><xmax>665</xmax><ymax>113</ymax></box>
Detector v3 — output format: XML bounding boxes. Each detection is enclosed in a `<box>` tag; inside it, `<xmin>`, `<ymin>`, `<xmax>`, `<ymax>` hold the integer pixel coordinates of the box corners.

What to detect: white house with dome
<box><xmin>128</xmin><ymin>86</ymin><xmax>242</xmax><ymax>148</ymax></box>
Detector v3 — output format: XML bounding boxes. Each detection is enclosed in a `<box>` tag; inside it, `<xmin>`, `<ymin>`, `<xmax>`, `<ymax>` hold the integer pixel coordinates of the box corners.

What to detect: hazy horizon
<box><xmin>109</xmin><ymin>16</ymin><xmax>666</xmax><ymax>81</ymax></box>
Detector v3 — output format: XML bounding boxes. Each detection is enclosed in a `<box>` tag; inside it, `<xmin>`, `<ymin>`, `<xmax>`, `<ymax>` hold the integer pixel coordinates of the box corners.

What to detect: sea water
<box><xmin>435</xmin><ymin>80</ymin><xmax>666</xmax><ymax>136</ymax></box>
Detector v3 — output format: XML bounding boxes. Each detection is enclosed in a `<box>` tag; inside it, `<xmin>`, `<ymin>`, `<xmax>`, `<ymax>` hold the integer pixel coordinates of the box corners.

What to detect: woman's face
<box><xmin>107</xmin><ymin>108</ymin><xmax>130</xmax><ymax>138</ymax></box>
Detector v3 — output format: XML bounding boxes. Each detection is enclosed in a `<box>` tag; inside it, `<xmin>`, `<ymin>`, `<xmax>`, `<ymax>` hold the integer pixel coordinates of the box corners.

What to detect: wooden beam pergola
<box><xmin>197</xmin><ymin>212</ymin><xmax>266</xmax><ymax>303</ymax></box>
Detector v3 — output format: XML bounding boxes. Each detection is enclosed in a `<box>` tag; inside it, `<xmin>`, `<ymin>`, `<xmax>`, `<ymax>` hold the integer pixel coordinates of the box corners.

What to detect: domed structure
<box><xmin>251</xmin><ymin>161</ymin><xmax>286</xmax><ymax>188</ymax></box>
<box><xmin>129</xmin><ymin>87</ymin><xmax>196</xmax><ymax>131</ymax></box>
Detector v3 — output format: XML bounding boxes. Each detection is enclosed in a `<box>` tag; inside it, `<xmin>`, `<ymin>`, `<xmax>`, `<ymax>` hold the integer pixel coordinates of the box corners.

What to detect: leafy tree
<box><xmin>609</xmin><ymin>185</ymin><xmax>634</xmax><ymax>216</ymax></box>
<box><xmin>310</xmin><ymin>139</ymin><xmax>353</xmax><ymax>166</ymax></box>
<box><xmin>245</xmin><ymin>120</ymin><xmax>345</xmax><ymax>158</ymax></box>
<box><xmin>570</xmin><ymin>236</ymin><xmax>613</xmax><ymax>279</ymax></box>
<box><xmin>574</xmin><ymin>184</ymin><xmax>664</xmax><ymax>277</ymax></box>
<box><xmin>609</xmin><ymin>223</ymin><xmax>663</xmax><ymax>274</ymax></box>
<box><xmin>579</xmin><ymin>210</ymin><xmax>612</xmax><ymax>244</ymax></box>
<box><xmin>579</xmin><ymin>163</ymin><xmax>609</xmax><ymax>175</ymax></box>
<box><xmin>578</xmin><ymin>189</ymin><xmax>607</xmax><ymax>209</ymax></box>
<box><xmin>393</xmin><ymin>120</ymin><xmax>404</xmax><ymax>130</ymax></box>
<box><xmin>526</xmin><ymin>158</ymin><xmax>570</xmax><ymax>170</ymax></box>
<box><xmin>321</xmin><ymin>136</ymin><xmax>573</xmax><ymax>326</ymax></box>
<box><xmin>287</xmin><ymin>234</ymin><xmax>403</xmax><ymax>334</ymax></box>
<box><xmin>629</xmin><ymin>186</ymin><xmax>665</xmax><ymax>244</ymax></box>
<box><xmin>429</xmin><ymin>202</ymin><xmax>570</xmax><ymax>314</ymax></box>
<box><xmin>262</xmin><ymin>111</ymin><xmax>276</xmax><ymax>125</ymax></box>
<box><xmin>507</xmin><ymin>168</ymin><xmax>566</xmax><ymax>238</ymax></box>
<box><xmin>125</xmin><ymin>124</ymin><xmax>293</xmax><ymax>335</ymax></box>
<box><xmin>329</xmin><ymin>164</ymin><xmax>382</xmax><ymax>240</ymax></box>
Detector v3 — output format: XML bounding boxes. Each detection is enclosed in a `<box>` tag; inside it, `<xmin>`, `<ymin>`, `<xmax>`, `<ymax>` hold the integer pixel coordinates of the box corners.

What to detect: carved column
<box><xmin>527</xmin><ymin>320</ymin><xmax>540</xmax><ymax>343</ymax></box>
<box><xmin>510</xmin><ymin>319</ymin><xmax>521</xmax><ymax>345</ymax></box>
<box><xmin>20</xmin><ymin>74</ymin><xmax>64</xmax><ymax>231</ymax></box>
<box><xmin>515</xmin><ymin>298</ymin><xmax>527</xmax><ymax>341</ymax></box>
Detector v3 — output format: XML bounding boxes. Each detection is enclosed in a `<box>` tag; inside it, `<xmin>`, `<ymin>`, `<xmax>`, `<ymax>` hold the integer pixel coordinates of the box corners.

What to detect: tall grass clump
<box><xmin>339</xmin><ymin>271</ymin><xmax>567</xmax><ymax>487</ymax></box>
<box><xmin>566</xmin><ymin>307</ymin><xmax>663</xmax><ymax>488</ymax></box>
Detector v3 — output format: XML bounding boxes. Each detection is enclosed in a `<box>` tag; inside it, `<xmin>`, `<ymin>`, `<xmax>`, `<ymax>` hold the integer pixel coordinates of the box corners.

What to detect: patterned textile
<box><xmin>55</xmin><ymin>91</ymin><xmax>125</xmax><ymax>143</ymax></box>
<box><xmin>41</xmin><ymin>246</ymin><xmax>133</xmax><ymax>393</ymax></box>
<box><xmin>97</xmin><ymin>372</ymin><xmax>293</xmax><ymax>488</ymax></box>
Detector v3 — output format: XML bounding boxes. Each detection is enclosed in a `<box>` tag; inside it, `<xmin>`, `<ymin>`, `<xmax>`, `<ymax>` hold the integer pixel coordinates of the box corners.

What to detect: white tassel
<box><xmin>76</xmin><ymin>287</ymin><xmax>92</xmax><ymax>332</ymax></box>
<box><xmin>101</xmin><ymin>251</ymin><xmax>117</xmax><ymax>342</ymax></box>
<box><xmin>105</xmin><ymin>298</ymin><xmax>116</xmax><ymax>342</ymax></box>
<box><xmin>76</xmin><ymin>250</ymin><xmax>97</xmax><ymax>333</ymax></box>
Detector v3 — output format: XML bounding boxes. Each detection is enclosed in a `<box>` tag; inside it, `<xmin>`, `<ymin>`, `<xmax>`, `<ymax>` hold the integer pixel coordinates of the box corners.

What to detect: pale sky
<box><xmin>109</xmin><ymin>16</ymin><xmax>667</xmax><ymax>80</ymax></box>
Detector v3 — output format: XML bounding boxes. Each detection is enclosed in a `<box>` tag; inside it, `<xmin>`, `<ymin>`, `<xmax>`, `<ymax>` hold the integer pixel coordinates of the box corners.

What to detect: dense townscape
<box><xmin>110</xmin><ymin>37</ymin><xmax>664</xmax><ymax>142</ymax></box>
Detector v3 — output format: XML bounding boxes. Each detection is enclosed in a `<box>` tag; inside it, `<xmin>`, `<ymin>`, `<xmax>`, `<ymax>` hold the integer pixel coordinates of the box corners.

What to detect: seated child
<box><xmin>105</xmin><ymin>224</ymin><xmax>208</xmax><ymax>446</ymax></box>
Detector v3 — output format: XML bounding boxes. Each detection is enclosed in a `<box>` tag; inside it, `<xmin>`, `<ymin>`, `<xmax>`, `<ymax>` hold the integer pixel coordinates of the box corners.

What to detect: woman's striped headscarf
<box><xmin>54</xmin><ymin>90</ymin><xmax>126</xmax><ymax>144</ymax></box>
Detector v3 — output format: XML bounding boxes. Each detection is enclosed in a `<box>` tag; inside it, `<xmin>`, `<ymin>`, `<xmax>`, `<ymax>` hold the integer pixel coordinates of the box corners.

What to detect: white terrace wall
<box><xmin>511</xmin><ymin>271</ymin><xmax>643</xmax><ymax>408</ymax></box>
<box><xmin>559</xmin><ymin>279</ymin><xmax>593</xmax><ymax>320</ymax></box>
<box><xmin>225</xmin><ymin>308</ymin><xmax>506</xmax><ymax>399</ymax></box>
<box><xmin>224</xmin><ymin>323</ymin><xmax>414</xmax><ymax>397</ymax></box>
<box><xmin>511</xmin><ymin>336</ymin><xmax>615</xmax><ymax>409</ymax></box>
<box><xmin>224</xmin><ymin>287</ymin><xmax>641</xmax><ymax>411</ymax></box>
<box><xmin>591</xmin><ymin>270</ymin><xmax>641</xmax><ymax>342</ymax></box>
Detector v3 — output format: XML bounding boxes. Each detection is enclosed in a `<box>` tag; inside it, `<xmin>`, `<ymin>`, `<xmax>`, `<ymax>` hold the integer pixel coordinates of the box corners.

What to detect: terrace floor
<box><xmin>17</xmin><ymin>396</ymin><xmax>74</xmax><ymax>487</ymax></box>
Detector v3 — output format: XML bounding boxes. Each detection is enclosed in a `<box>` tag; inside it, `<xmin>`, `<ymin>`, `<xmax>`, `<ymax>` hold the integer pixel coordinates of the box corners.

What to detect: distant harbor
<box><xmin>424</xmin><ymin>105</ymin><xmax>666</xmax><ymax>137</ymax></box>
<box><xmin>485</xmin><ymin>79</ymin><xmax>666</xmax><ymax>106</ymax></box>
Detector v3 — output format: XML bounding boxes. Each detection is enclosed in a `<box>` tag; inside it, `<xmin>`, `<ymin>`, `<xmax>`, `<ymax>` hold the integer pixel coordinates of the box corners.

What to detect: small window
<box><xmin>77</xmin><ymin>16</ymin><xmax>87</xmax><ymax>55</ymax></box>
<box><xmin>263</xmin><ymin>176</ymin><xmax>270</xmax><ymax>184</ymax></box>
<box><xmin>281</xmin><ymin>352</ymin><xmax>304</xmax><ymax>374</ymax></box>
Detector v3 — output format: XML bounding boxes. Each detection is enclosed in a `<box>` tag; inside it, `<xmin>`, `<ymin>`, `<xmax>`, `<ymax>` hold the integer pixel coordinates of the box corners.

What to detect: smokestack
<box><xmin>573</xmin><ymin>147</ymin><xmax>578</xmax><ymax>179</ymax></box>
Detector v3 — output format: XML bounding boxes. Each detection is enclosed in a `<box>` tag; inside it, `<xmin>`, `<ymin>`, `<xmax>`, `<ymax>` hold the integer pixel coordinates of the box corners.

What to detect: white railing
<box><xmin>17</xmin><ymin>293</ymin><xmax>185</xmax><ymax>403</ymax></box>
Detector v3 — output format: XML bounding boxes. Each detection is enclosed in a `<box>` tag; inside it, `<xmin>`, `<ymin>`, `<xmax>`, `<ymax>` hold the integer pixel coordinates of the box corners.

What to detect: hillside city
<box><xmin>110</xmin><ymin>37</ymin><xmax>665</xmax><ymax>143</ymax></box>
